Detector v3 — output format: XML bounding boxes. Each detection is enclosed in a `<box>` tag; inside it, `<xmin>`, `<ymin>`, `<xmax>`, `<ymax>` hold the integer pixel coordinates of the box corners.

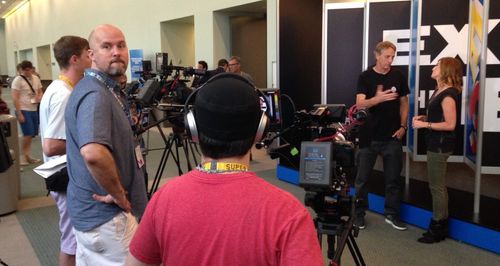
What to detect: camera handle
<box><xmin>256</xmin><ymin>119</ymin><xmax>300</xmax><ymax>149</ymax></box>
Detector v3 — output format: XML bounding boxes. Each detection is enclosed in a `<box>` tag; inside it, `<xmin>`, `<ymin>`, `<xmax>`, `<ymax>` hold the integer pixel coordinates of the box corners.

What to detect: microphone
<box><xmin>256</xmin><ymin>138</ymin><xmax>274</xmax><ymax>149</ymax></box>
<box><xmin>354</xmin><ymin>109</ymin><xmax>368</xmax><ymax>122</ymax></box>
<box><xmin>255</xmin><ymin>142</ymin><xmax>265</xmax><ymax>149</ymax></box>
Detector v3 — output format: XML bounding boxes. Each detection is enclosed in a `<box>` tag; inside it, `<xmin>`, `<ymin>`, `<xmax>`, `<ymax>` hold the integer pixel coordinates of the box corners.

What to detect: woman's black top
<box><xmin>426</xmin><ymin>87</ymin><xmax>460</xmax><ymax>153</ymax></box>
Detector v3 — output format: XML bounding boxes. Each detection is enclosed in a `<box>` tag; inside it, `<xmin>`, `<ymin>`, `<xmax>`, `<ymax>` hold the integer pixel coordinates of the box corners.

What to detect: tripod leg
<box><xmin>143</xmin><ymin>167</ymin><xmax>148</xmax><ymax>191</ymax></box>
<box><xmin>327</xmin><ymin>234</ymin><xmax>336</xmax><ymax>261</ymax></box>
<box><xmin>149</xmin><ymin>143</ymin><xmax>167</xmax><ymax>197</ymax></box>
<box><xmin>181</xmin><ymin>137</ymin><xmax>193</xmax><ymax>171</ymax></box>
<box><xmin>332</xmin><ymin>223</ymin><xmax>350</xmax><ymax>264</ymax></box>
<box><xmin>172</xmin><ymin>135</ymin><xmax>183</xmax><ymax>175</ymax></box>
<box><xmin>147</xmin><ymin>111</ymin><xmax>172</xmax><ymax>197</ymax></box>
<box><xmin>0</xmin><ymin>258</ymin><xmax>9</xmax><ymax>266</ymax></box>
<box><xmin>150</xmin><ymin>111</ymin><xmax>169</xmax><ymax>144</ymax></box>
<box><xmin>346</xmin><ymin>233</ymin><xmax>365</xmax><ymax>266</ymax></box>
<box><xmin>149</xmin><ymin>135</ymin><xmax>174</xmax><ymax>197</ymax></box>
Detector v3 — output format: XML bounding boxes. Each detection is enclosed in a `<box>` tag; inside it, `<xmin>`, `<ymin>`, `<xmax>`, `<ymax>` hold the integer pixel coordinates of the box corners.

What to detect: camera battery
<box><xmin>299</xmin><ymin>141</ymin><xmax>332</xmax><ymax>188</ymax></box>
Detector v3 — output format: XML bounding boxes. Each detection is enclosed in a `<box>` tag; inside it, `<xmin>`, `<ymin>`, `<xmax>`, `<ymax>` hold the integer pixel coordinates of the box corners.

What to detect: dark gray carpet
<box><xmin>16</xmin><ymin>169</ymin><xmax>500</xmax><ymax>266</ymax></box>
<box><xmin>20</xmin><ymin>163</ymin><xmax>47</xmax><ymax>199</ymax></box>
<box><xmin>16</xmin><ymin>206</ymin><xmax>59</xmax><ymax>266</ymax></box>
<box><xmin>15</xmin><ymin>128</ymin><xmax>499</xmax><ymax>265</ymax></box>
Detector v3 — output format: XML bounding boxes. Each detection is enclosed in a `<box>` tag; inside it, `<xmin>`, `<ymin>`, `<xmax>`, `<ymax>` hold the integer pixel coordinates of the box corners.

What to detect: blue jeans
<box><xmin>355</xmin><ymin>139</ymin><xmax>403</xmax><ymax>218</ymax></box>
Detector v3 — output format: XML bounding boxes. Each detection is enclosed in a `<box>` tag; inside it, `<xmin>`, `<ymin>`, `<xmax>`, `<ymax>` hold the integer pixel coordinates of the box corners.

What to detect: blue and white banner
<box><xmin>466</xmin><ymin>0</ymin><xmax>500</xmax><ymax>169</ymax></box>
<box><xmin>129</xmin><ymin>49</ymin><xmax>144</xmax><ymax>81</ymax></box>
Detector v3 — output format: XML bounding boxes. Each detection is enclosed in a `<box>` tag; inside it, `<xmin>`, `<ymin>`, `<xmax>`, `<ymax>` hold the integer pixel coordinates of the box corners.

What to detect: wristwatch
<box><xmin>400</xmin><ymin>124</ymin><xmax>407</xmax><ymax>131</ymax></box>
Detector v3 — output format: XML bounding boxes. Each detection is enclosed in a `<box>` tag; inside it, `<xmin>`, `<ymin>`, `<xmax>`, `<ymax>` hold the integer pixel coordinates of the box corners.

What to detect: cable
<box><xmin>280</xmin><ymin>94</ymin><xmax>296</xmax><ymax>113</ymax></box>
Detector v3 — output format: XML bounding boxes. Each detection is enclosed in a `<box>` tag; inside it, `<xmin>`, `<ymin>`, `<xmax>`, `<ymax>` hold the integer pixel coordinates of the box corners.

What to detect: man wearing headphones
<box><xmin>126</xmin><ymin>73</ymin><xmax>323</xmax><ymax>266</ymax></box>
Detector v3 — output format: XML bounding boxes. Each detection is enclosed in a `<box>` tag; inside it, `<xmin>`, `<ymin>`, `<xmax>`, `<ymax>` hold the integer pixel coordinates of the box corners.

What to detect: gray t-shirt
<box><xmin>65</xmin><ymin>70</ymin><xmax>147</xmax><ymax>231</ymax></box>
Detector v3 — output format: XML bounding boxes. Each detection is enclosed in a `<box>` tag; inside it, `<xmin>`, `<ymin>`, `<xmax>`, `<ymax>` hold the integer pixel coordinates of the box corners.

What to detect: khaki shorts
<box><xmin>74</xmin><ymin>212</ymin><xmax>138</xmax><ymax>266</ymax></box>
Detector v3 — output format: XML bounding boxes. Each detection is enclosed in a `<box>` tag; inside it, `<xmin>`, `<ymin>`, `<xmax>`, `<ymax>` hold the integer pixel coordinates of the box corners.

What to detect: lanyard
<box><xmin>85</xmin><ymin>70</ymin><xmax>134</xmax><ymax>130</ymax></box>
<box><xmin>59</xmin><ymin>75</ymin><xmax>74</xmax><ymax>89</ymax></box>
<box><xmin>197</xmin><ymin>161</ymin><xmax>249</xmax><ymax>174</ymax></box>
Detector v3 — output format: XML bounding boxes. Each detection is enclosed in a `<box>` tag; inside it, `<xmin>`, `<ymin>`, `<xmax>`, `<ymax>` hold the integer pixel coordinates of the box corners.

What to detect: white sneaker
<box><xmin>385</xmin><ymin>215</ymin><xmax>408</xmax><ymax>231</ymax></box>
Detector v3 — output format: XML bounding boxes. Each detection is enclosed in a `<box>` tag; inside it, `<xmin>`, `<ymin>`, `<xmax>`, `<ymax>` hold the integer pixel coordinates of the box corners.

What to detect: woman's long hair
<box><xmin>437</xmin><ymin>57</ymin><xmax>464</xmax><ymax>92</ymax></box>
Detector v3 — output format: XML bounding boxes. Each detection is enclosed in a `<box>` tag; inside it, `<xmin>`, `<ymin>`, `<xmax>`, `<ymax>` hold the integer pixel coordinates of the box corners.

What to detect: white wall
<box><xmin>0</xmin><ymin>20</ymin><xmax>7</xmax><ymax>75</ymax></box>
<box><xmin>160</xmin><ymin>17</ymin><xmax>195</xmax><ymax>67</ymax></box>
<box><xmin>267</xmin><ymin>0</ymin><xmax>277</xmax><ymax>87</ymax></box>
<box><xmin>3</xmin><ymin>0</ymin><xmax>277</xmax><ymax>86</ymax></box>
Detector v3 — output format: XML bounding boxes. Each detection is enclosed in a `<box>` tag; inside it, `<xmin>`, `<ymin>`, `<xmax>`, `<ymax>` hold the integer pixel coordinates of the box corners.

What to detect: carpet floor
<box><xmin>13</xmin><ymin>129</ymin><xmax>499</xmax><ymax>265</ymax></box>
<box><xmin>16</xmin><ymin>205</ymin><xmax>60</xmax><ymax>266</ymax></box>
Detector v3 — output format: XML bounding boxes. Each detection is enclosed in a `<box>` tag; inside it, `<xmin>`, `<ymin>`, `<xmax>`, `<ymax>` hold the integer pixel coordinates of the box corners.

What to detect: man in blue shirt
<box><xmin>65</xmin><ymin>24</ymin><xmax>147</xmax><ymax>266</ymax></box>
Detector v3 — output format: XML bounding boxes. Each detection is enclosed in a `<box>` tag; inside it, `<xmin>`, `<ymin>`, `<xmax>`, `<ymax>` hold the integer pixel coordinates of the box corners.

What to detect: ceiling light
<box><xmin>3</xmin><ymin>0</ymin><xmax>29</xmax><ymax>19</ymax></box>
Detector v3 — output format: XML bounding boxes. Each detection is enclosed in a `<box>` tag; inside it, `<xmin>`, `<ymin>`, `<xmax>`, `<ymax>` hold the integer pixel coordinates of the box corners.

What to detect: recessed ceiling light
<box><xmin>1</xmin><ymin>1</ymin><xmax>6</xmax><ymax>4</ymax></box>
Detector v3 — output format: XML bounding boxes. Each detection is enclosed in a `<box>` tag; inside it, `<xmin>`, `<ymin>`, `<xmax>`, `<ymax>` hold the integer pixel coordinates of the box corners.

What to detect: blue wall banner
<box><xmin>465</xmin><ymin>0</ymin><xmax>485</xmax><ymax>164</ymax></box>
<box><xmin>465</xmin><ymin>0</ymin><xmax>500</xmax><ymax>170</ymax></box>
<box><xmin>408</xmin><ymin>0</ymin><xmax>419</xmax><ymax>153</ymax></box>
<box><xmin>129</xmin><ymin>49</ymin><xmax>144</xmax><ymax>81</ymax></box>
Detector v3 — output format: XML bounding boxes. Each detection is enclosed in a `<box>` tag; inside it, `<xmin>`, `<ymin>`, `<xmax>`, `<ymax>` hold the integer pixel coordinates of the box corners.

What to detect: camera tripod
<box><xmin>148</xmin><ymin>128</ymin><xmax>200</xmax><ymax>197</ymax></box>
<box><xmin>138</xmin><ymin>110</ymin><xmax>200</xmax><ymax>198</ymax></box>
<box><xmin>314</xmin><ymin>197</ymin><xmax>365</xmax><ymax>266</ymax></box>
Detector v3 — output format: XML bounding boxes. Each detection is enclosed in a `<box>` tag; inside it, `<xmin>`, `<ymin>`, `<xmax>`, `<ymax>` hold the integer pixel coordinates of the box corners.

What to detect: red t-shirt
<box><xmin>129</xmin><ymin>170</ymin><xmax>323</xmax><ymax>266</ymax></box>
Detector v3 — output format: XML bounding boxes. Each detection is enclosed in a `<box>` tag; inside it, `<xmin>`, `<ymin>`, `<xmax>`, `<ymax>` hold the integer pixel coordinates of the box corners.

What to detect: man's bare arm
<box><xmin>392</xmin><ymin>95</ymin><xmax>409</xmax><ymax>139</ymax></box>
<box><xmin>80</xmin><ymin>143</ymin><xmax>131</xmax><ymax>212</ymax></box>
<box><xmin>11</xmin><ymin>89</ymin><xmax>25</xmax><ymax>123</ymax></box>
<box><xmin>42</xmin><ymin>138</ymin><xmax>66</xmax><ymax>157</ymax></box>
<box><xmin>356</xmin><ymin>85</ymin><xmax>399</xmax><ymax>109</ymax></box>
<box><xmin>399</xmin><ymin>95</ymin><xmax>409</xmax><ymax>127</ymax></box>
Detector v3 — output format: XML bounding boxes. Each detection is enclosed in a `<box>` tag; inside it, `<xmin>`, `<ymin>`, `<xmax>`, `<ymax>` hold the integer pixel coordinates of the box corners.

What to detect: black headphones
<box><xmin>183</xmin><ymin>72</ymin><xmax>269</xmax><ymax>144</ymax></box>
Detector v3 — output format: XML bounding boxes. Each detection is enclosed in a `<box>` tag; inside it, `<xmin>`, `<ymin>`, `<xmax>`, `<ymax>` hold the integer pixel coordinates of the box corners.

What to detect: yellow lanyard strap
<box><xmin>198</xmin><ymin>162</ymin><xmax>249</xmax><ymax>173</ymax></box>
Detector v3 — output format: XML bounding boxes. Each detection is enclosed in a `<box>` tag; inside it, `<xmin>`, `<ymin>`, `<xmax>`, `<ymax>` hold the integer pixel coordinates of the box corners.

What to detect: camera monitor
<box><xmin>142</xmin><ymin>60</ymin><xmax>152</xmax><ymax>73</ymax></box>
<box><xmin>299</xmin><ymin>141</ymin><xmax>332</xmax><ymax>188</ymax></box>
<box><xmin>156</xmin><ymin>52</ymin><xmax>168</xmax><ymax>73</ymax></box>
<box><xmin>258</xmin><ymin>88</ymin><xmax>281</xmax><ymax>131</ymax></box>
<box><xmin>312</xmin><ymin>104</ymin><xmax>347</xmax><ymax>123</ymax></box>
<box><xmin>136</xmin><ymin>79</ymin><xmax>162</xmax><ymax>105</ymax></box>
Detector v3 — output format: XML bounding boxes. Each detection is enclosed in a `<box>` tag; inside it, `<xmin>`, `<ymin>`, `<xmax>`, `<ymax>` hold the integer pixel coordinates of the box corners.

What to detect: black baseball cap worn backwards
<box><xmin>194</xmin><ymin>73</ymin><xmax>261</xmax><ymax>142</ymax></box>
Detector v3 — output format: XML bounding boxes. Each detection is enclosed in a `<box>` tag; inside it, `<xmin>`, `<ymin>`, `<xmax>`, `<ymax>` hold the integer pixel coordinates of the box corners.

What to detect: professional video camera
<box><xmin>126</xmin><ymin>53</ymin><xmax>210</xmax><ymax>198</ymax></box>
<box><xmin>260</xmin><ymin>104</ymin><xmax>360</xmax><ymax>163</ymax></box>
<box><xmin>264</xmin><ymin>104</ymin><xmax>356</xmax><ymax>202</ymax></box>
<box><xmin>132</xmin><ymin>53</ymin><xmax>192</xmax><ymax>107</ymax></box>
<box><xmin>259</xmin><ymin>103</ymin><xmax>366</xmax><ymax>265</ymax></box>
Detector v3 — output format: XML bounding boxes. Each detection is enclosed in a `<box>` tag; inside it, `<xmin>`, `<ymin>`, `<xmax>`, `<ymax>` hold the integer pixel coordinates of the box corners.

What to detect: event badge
<box><xmin>135</xmin><ymin>145</ymin><xmax>144</xmax><ymax>168</ymax></box>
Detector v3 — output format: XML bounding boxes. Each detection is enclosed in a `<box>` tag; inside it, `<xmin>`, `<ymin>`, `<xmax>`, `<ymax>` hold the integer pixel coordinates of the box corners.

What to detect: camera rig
<box><xmin>125</xmin><ymin>55</ymin><xmax>211</xmax><ymax>197</ymax></box>
<box><xmin>259</xmin><ymin>104</ymin><xmax>366</xmax><ymax>265</ymax></box>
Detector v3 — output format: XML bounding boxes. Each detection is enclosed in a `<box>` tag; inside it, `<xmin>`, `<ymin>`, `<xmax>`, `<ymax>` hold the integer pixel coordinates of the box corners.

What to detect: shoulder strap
<box><xmin>19</xmin><ymin>75</ymin><xmax>36</xmax><ymax>94</ymax></box>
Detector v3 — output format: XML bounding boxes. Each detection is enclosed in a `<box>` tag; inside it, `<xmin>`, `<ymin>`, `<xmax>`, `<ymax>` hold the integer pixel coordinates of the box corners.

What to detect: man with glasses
<box><xmin>228</xmin><ymin>56</ymin><xmax>254</xmax><ymax>85</ymax></box>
